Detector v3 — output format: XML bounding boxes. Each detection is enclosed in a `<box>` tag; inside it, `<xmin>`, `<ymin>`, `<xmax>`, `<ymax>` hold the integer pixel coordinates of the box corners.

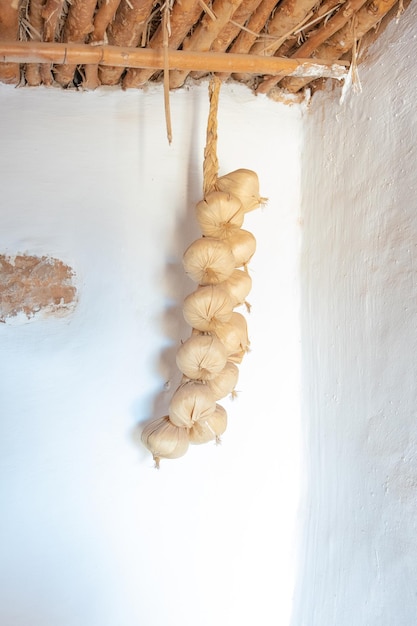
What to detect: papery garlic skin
<box><xmin>176</xmin><ymin>333</ymin><xmax>227</xmax><ymax>381</ymax></box>
<box><xmin>223</xmin><ymin>229</ymin><xmax>256</xmax><ymax>268</ymax></box>
<box><xmin>216</xmin><ymin>169</ymin><xmax>267</xmax><ymax>213</ymax></box>
<box><xmin>189</xmin><ymin>404</ymin><xmax>228</xmax><ymax>444</ymax></box>
<box><xmin>212</xmin><ymin>312</ymin><xmax>250</xmax><ymax>363</ymax></box>
<box><xmin>169</xmin><ymin>380</ymin><xmax>216</xmax><ymax>428</ymax></box>
<box><xmin>196</xmin><ymin>191</ymin><xmax>244</xmax><ymax>239</ymax></box>
<box><xmin>205</xmin><ymin>361</ymin><xmax>239</xmax><ymax>400</ymax></box>
<box><xmin>182</xmin><ymin>237</ymin><xmax>235</xmax><ymax>285</ymax></box>
<box><xmin>220</xmin><ymin>269</ymin><xmax>252</xmax><ymax>308</ymax></box>
<box><xmin>183</xmin><ymin>285</ymin><xmax>233</xmax><ymax>332</ymax></box>
<box><xmin>141</xmin><ymin>416</ymin><xmax>189</xmax><ymax>467</ymax></box>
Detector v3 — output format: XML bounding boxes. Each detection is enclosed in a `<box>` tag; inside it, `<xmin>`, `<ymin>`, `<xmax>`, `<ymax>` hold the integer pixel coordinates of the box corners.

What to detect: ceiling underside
<box><xmin>0</xmin><ymin>0</ymin><xmax>410</xmax><ymax>100</ymax></box>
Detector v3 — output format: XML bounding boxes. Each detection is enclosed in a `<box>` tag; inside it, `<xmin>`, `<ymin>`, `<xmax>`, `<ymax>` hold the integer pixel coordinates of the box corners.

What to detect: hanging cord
<box><xmin>203</xmin><ymin>76</ymin><xmax>221</xmax><ymax>197</ymax></box>
<box><xmin>350</xmin><ymin>16</ymin><xmax>362</xmax><ymax>94</ymax></box>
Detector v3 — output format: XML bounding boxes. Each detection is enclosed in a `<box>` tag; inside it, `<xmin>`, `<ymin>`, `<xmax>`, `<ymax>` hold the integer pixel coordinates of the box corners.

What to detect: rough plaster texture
<box><xmin>0</xmin><ymin>254</ymin><xmax>76</xmax><ymax>322</ymax></box>
<box><xmin>0</xmin><ymin>83</ymin><xmax>302</xmax><ymax>626</ymax></box>
<box><xmin>293</xmin><ymin>4</ymin><xmax>417</xmax><ymax>625</ymax></box>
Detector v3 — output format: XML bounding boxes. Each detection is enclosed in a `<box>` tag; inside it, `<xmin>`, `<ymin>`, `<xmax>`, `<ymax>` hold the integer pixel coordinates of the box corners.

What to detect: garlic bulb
<box><xmin>183</xmin><ymin>285</ymin><xmax>233</xmax><ymax>332</ymax></box>
<box><xmin>196</xmin><ymin>191</ymin><xmax>244</xmax><ymax>239</ymax></box>
<box><xmin>224</xmin><ymin>229</ymin><xmax>256</xmax><ymax>268</ymax></box>
<box><xmin>205</xmin><ymin>361</ymin><xmax>239</xmax><ymax>400</ymax></box>
<box><xmin>169</xmin><ymin>380</ymin><xmax>216</xmax><ymax>428</ymax></box>
<box><xmin>220</xmin><ymin>269</ymin><xmax>252</xmax><ymax>308</ymax></box>
<box><xmin>176</xmin><ymin>333</ymin><xmax>227</xmax><ymax>380</ymax></box>
<box><xmin>182</xmin><ymin>237</ymin><xmax>235</xmax><ymax>285</ymax></box>
<box><xmin>216</xmin><ymin>169</ymin><xmax>266</xmax><ymax>213</ymax></box>
<box><xmin>212</xmin><ymin>312</ymin><xmax>250</xmax><ymax>363</ymax></box>
<box><xmin>189</xmin><ymin>403</ymin><xmax>228</xmax><ymax>444</ymax></box>
<box><xmin>141</xmin><ymin>416</ymin><xmax>189</xmax><ymax>468</ymax></box>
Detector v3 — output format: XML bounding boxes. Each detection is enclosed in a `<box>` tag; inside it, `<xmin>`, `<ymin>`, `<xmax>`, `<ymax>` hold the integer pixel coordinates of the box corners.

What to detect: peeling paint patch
<box><xmin>0</xmin><ymin>254</ymin><xmax>77</xmax><ymax>323</ymax></box>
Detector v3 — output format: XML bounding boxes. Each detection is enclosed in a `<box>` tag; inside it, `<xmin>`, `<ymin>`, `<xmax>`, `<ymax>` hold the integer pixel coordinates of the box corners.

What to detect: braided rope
<box><xmin>203</xmin><ymin>76</ymin><xmax>221</xmax><ymax>197</ymax></box>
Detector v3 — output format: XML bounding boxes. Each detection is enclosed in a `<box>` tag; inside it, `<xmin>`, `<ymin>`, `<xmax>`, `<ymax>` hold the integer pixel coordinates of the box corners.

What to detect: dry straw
<box><xmin>189</xmin><ymin>404</ymin><xmax>228</xmax><ymax>444</ymax></box>
<box><xmin>211</xmin><ymin>312</ymin><xmax>250</xmax><ymax>363</ymax></box>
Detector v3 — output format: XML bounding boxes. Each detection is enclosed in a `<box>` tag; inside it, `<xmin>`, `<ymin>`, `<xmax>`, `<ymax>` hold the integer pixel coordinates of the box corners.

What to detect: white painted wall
<box><xmin>294</xmin><ymin>4</ymin><xmax>417</xmax><ymax>625</ymax></box>
<box><xmin>0</xmin><ymin>83</ymin><xmax>302</xmax><ymax>626</ymax></box>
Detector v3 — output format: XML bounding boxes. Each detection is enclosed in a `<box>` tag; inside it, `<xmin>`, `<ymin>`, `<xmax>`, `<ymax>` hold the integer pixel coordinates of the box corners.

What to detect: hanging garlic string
<box><xmin>142</xmin><ymin>77</ymin><xmax>265</xmax><ymax>467</ymax></box>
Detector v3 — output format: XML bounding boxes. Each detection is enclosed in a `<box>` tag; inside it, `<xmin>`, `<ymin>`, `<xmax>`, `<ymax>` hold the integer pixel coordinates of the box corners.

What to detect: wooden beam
<box><xmin>123</xmin><ymin>0</ymin><xmax>204</xmax><ymax>89</ymax></box>
<box><xmin>54</xmin><ymin>0</ymin><xmax>98</xmax><ymax>87</ymax></box>
<box><xmin>0</xmin><ymin>0</ymin><xmax>20</xmax><ymax>84</ymax></box>
<box><xmin>190</xmin><ymin>0</ymin><xmax>265</xmax><ymax>80</ymax></box>
<box><xmin>256</xmin><ymin>0</ymin><xmax>368</xmax><ymax>94</ymax></box>
<box><xmin>278</xmin><ymin>0</ymin><xmax>399</xmax><ymax>93</ymax></box>
<box><xmin>0</xmin><ymin>41</ymin><xmax>349</xmax><ymax>79</ymax></box>
<box><xmin>216</xmin><ymin>0</ymin><xmax>279</xmax><ymax>81</ymax></box>
<box><xmin>168</xmin><ymin>0</ymin><xmax>245</xmax><ymax>89</ymax></box>
<box><xmin>99</xmin><ymin>0</ymin><xmax>156</xmax><ymax>85</ymax></box>
<box><xmin>84</xmin><ymin>0</ymin><xmax>122</xmax><ymax>89</ymax></box>
<box><xmin>40</xmin><ymin>0</ymin><xmax>66</xmax><ymax>85</ymax></box>
<box><xmin>24</xmin><ymin>0</ymin><xmax>46</xmax><ymax>87</ymax></box>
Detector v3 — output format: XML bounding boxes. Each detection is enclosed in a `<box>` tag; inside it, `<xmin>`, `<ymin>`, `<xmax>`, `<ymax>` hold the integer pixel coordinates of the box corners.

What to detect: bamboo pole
<box><xmin>0</xmin><ymin>40</ymin><xmax>349</xmax><ymax>79</ymax></box>
<box><xmin>83</xmin><ymin>0</ymin><xmax>122</xmax><ymax>89</ymax></box>
<box><xmin>98</xmin><ymin>0</ymin><xmax>155</xmax><ymax>85</ymax></box>
<box><xmin>0</xmin><ymin>0</ymin><xmax>20</xmax><ymax>84</ymax></box>
<box><xmin>24</xmin><ymin>0</ymin><xmax>46</xmax><ymax>86</ymax></box>
<box><xmin>168</xmin><ymin>0</ymin><xmax>245</xmax><ymax>89</ymax></box>
<box><xmin>54</xmin><ymin>0</ymin><xmax>98</xmax><ymax>86</ymax></box>
<box><xmin>40</xmin><ymin>0</ymin><xmax>65</xmax><ymax>85</ymax></box>
<box><xmin>191</xmin><ymin>0</ymin><xmax>264</xmax><ymax>80</ymax></box>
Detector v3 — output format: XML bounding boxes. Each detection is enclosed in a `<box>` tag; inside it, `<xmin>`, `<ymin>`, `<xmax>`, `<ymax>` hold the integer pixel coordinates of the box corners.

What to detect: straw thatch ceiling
<box><xmin>0</xmin><ymin>0</ymin><xmax>409</xmax><ymax>100</ymax></box>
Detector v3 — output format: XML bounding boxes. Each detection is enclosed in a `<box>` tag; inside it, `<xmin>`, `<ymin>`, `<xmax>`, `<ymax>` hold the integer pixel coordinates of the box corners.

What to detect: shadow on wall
<box><xmin>131</xmin><ymin>97</ymin><xmax>203</xmax><ymax>455</ymax></box>
<box><xmin>291</xmin><ymin>54</ymin><xmax>417</xmax><ymax>622</ymax></box>
<box><xmin>290</xmin><ymin>135</ymin><xmax>377</xmax><ymax>625</ymax></box>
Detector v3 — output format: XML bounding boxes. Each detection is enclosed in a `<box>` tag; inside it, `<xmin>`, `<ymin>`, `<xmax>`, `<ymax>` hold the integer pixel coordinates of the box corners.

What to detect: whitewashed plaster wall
<box><xmin>0</xmin><ymin>84</ymin><xmax>302</xmax><ymax>626</ymax></box>
<box><xmin>294</xmin><ymin>4</ymin><xmax>417</xmax><ymax>626</ymax></box>
<box><xmin>2</xmin><ymin>7</ymin><xmax>416</xmax><ymax>625</ymax></box>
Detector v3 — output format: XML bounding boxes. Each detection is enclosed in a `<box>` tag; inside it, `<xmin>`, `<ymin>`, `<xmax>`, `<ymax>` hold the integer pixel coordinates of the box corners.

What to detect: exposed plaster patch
<box><xmin>291</xmin><ymin>62</ymin><xmax>348</xmax><ymax>80</ymax></box>
<box><xmin>0</xmin><ymin>254</ymin><xmax>77</xmax><ymax>323</ymax></box>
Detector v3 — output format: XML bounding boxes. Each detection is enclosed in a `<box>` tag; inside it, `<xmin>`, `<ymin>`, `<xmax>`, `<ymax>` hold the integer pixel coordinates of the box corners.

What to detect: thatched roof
<box><xmin>0</xmin><ymin>0</ymin><xmax>409</xmax><ymax>100</ymax></box>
